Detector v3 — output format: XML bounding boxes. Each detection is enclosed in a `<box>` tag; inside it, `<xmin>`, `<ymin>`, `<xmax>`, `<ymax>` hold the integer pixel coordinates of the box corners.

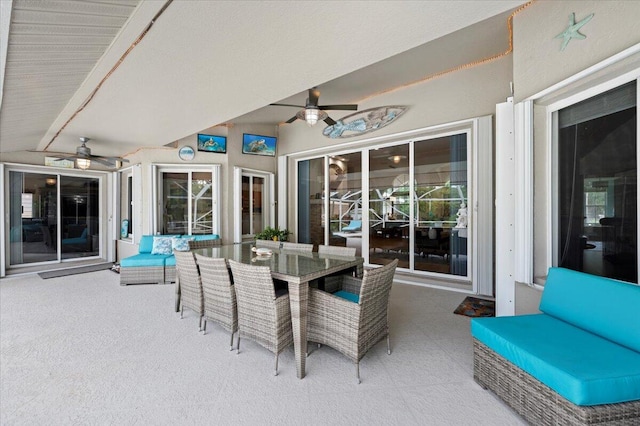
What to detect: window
<box><xmin>118</xmin><ymin>166</ymin><xmax>141</xmax><ymax>241</ymax></box>
<box><xmin>556</xmin><ymin>81</ymin><xmax>637</xmax><ymax>283</ymax></box>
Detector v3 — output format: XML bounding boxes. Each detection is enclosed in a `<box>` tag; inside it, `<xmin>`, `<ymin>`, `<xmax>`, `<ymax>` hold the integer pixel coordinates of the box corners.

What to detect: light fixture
<box><xmin>76</xmin><ymin>158</ymin><xmax>91</xmax><ymax>170</ymax></box>
<box><xmin>388</xmin><ymin>155</ymin><xmax>407</xmax><ymax>164</ymax></box>
<box><xmin>296</xmin><ymin>107</ymin><xmax>327</xmax><ymax>126</ymax></box>
<box><xmin>46</xmin><ymin>177</ymin><xmax>57</xmax><ymax>186</ymax></box>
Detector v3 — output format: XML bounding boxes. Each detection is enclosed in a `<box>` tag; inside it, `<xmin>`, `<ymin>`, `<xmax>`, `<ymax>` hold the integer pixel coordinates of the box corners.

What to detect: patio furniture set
<box><xmin>173</xmin><ymin>242</ymin><xmax>396</xmax><ymax>382</ymax></box>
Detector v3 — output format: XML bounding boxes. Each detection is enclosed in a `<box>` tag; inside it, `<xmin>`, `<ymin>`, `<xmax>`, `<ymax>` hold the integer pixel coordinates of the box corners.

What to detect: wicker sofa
<box><xmin>471</xmin><ymin>267</ymin><xmax>640</xmax><ymax>425</ymax></box>
<box><xmin>120</xmin><ymin>234</ymin><xmax>219</xmax><ymax>285</ymax></box>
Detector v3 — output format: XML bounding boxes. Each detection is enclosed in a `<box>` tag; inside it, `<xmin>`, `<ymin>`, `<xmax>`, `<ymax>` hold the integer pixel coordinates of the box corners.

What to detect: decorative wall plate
<box><xmin>178</xmin><ymin>145</ymin><xmax>195</xmax><ymax>161</ymax></box>
<box><xmin>323</xmin><ymin>105</ymin><xmax>408</xmax><ymax>139</ymax></box>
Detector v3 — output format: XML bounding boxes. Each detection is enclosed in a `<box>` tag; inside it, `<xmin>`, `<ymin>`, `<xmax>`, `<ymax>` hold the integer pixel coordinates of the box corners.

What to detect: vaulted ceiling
<box><xmin>0</xmin><ymin>0</ymin><xmax>526</xmax><ymax>159</ymax></box>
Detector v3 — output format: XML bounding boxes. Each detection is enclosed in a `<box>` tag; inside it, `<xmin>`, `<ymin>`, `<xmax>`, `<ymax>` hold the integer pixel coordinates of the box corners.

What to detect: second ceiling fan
<box><xmin>270</xmin><ymin>87</ymin><xmax>357</xmax><ymax>126</ymax></box>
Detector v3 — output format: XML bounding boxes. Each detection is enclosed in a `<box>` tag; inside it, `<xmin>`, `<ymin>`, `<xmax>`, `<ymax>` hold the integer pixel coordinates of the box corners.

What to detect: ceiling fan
<box><xmin>270</xmin><ymin>87</ymin><xmax>357</xmax><ymax>126</ymax></box>
<box><xmin>52</xmin><ymin>137</ymin><xmax>130</xmax><ymax>170</ymax></box>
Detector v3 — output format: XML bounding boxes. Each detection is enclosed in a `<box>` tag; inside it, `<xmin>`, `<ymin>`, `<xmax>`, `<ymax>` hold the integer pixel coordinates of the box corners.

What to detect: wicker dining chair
<box><xmin>195</xmin><ymin>254</ymin><xmax>238</xmax><ymax>350</ymax></box>
<box><xmin>255</xmin><ymin>239</ymin><xmax>281</xmax><ymax>250</ymax></box>
<box><xmin>173</xmin><ymin>250</ymin><xmax>204</xmax><ymax>331</ymax></box>
<box><xmin>174</xmin><ymin>238</ymin><xmax>222</xmax><ymax>312</ymax></box>
<box><xmin>281</xmin><ymin>242</ymin><xmax>313</xmax><ymax>252</ymax></box>
<box><xmin>307</xmin><ymin>259</ymin><xmax>398</xmax><ymax>383</ymax></box>
<box><xmin>228</xmin><ymin>260</ymin><xmax>293</xmax><ymax>376</ymax></box>
<box><xmin>317</xmin><ymin>244</ymin><xmax>356</xmax><ymax>257</ymax></box>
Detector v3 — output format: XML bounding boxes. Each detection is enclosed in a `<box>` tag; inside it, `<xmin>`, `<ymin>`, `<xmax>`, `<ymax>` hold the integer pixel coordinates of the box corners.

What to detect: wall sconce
<box><xmin>46</xmin><ymin>177</ymin><xmax>57</xmax><ymax>186</ymax></box>
<box><xmin>297</xmin><ymin>107</ymin><xmax>327</xmax><ymax>126</ymax></box>
<box><xmin>76</xmin><ymin>158</ymin><xmax>91</xmax><ymax>170</ymax></box>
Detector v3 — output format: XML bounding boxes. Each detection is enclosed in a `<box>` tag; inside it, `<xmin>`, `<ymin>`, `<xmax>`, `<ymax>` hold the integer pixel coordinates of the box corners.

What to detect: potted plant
<box><xmin>255</xmin><ymin>226</ymin><xmax>291</xmax><ymax>242</ymax></box>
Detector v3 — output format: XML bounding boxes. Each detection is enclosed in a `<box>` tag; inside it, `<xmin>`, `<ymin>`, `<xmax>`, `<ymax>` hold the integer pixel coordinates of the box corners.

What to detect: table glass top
<box><xmin>192</xmin><ymin>244</ymin><xmax>362</xmax><ymax>281</ymax></box>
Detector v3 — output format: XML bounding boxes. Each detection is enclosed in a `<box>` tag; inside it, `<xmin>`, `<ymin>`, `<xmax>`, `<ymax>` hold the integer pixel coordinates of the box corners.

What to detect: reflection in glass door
<box><xmin>9</xmin><ymin>172</ymin><xmax>58</xmax><ymax>265</ymax></box>
<box><xmin>60</xmin><ymin>176</ymin><xmax>99</xmax><ymax>260</ymax></box>
<box><xmin>328</xmin><ymin>153</ymin><xmax>362</xmax><ymax>255</ymax></box>
<box><xmin>369</xmin><ymin>145</ymin><xmax>410</xmax><ymax>266</ymax></box>
<box><xmin>242</xmin><ymin>175</ymin><xmax>265</xmax><ymax>237</ymax></box>
<box><xmin>414</xmin><ymin>135</ymin><xmax>468</xmax><ymax>276</ymax></box>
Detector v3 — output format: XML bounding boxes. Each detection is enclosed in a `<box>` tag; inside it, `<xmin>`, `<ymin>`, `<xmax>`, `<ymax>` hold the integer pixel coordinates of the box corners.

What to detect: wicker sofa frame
<box><xmin>473</xmin><ymin>339</ymin><xmax>640</xmax><ymax>425</ymax></box>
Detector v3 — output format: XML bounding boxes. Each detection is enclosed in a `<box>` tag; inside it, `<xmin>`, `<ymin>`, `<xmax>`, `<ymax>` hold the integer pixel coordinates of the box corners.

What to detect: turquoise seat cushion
<box><xmin>164</xmin><ymin>256</ymin><xmax>176</xmax><ymax>267</ymax></box>
<box><xmin>192</xmin><ymin>234</ymin><xmax>220</xmax><ymax>241</ymax></box>
<box><xmin>121</xmin><ymin>253</ymin><xmax>169</xmax><ymax>268</ymax></box>
<box><xmin>138</xmin><ymin>235</ymin><xmax>155</xmax><ymax>253</ymax></box>
<box><xmin>540</xmin><ymin>267</ymin><xmax>640</xmax><ymax>353</ymax></box>
<box><xmin>471</xmin><ymin>314</ymin><xmax>640</xmax><ymax>406</ymax></box>
<box><xmin>333</xmin><ymin>290</ymin><xmax>359</xmax><ymax>303</ymax></box>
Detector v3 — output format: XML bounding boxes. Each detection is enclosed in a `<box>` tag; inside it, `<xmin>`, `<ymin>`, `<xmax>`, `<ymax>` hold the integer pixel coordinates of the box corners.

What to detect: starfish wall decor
<box><xmin>555</xmin><ymin>12</ymin><xmax>594</xmax><ymax>51</ymax></box>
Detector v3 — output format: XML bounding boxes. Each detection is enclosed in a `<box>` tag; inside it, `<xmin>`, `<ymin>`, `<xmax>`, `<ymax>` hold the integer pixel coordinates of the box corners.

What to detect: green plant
<box><xmin>255</xmin><ymin>226</ymin><xmax>291</xmax><ymax>241</ymax></box>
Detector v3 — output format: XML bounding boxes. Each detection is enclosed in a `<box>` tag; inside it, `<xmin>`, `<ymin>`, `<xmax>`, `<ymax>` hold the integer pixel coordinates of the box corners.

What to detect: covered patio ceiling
<box><xmin>0</xmin><ymin>0</ymin><xmax>526</xmax><ymax>159</ymax></box>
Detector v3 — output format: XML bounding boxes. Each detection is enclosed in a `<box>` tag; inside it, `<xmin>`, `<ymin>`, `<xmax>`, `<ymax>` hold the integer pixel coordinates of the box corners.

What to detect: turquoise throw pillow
<box><xmin>151</xmin><ymin>237</ymin><xmax>173</xmax><ymax>255</ymax></box>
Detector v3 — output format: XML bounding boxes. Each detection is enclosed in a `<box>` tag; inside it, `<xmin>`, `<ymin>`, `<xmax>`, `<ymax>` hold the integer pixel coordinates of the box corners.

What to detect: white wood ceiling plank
<box><xmin>12</xmin><ymin>9</ymin><xmax>129</xmax><ymax>27</ymax></box>
<box><xmin>15</xmin><ymin>0</ymin><xmax>136</xmax><ymax>18</ymax></box>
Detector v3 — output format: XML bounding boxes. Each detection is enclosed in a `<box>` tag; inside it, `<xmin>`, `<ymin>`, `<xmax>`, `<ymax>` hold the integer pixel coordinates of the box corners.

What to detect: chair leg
<box><xmin>387</xmin><ymin>333</ymin><xmax>391</xmax><ymax>355</ymax></box>
<box><xmin>236</xmin><ymin>336</ymin><xmax>240</xmax><ymax>355</ymax></box>
<box><xmin>356</xmin><ymin>362</ymin><xmax>361</xmax><ymax>384</ymax></box>
<box><xmin>180</xmin><ymin>305</ymin><xmax>183</xmax><ymax>319</ymax></box>
<box><xmin>198</xmin><ymin>315</ymin><xmax>203</xmax><ymax>332</ymax></box>
<box><xmin>274</xmin><ymin>354</ymin><xmax>279</xmax><ymax>376</ymax></box>
<box><xmin>202</xmin><ymin>319</ymin><xmax>207</xmax><ymax>335</ymax></box>
<box><xmin>229</xmin><ymin>331</ymin><xmax>234</xmax><ymax>351</ymax></box>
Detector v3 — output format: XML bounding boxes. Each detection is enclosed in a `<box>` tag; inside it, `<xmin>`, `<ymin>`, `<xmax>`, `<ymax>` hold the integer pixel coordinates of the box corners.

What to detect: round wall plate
<box><xmin>178</xmin><ymin>146</ymin><xmax>195</xmax><ymax>161</ymax></box>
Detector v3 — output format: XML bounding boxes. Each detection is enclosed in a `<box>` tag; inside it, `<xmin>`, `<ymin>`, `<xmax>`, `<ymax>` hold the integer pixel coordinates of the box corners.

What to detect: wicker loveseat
<box><xmin>120</xmin><ymin>234</ymin><xmax>219</xmax><ymax>285</ymax></box>
<box><xmin>471</xmin><ymin>267</ymin><xmax>640</xmax><ymax>425</ymax></box>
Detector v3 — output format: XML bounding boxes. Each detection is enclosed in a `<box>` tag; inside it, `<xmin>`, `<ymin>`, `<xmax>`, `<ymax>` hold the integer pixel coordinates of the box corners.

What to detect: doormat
<box><xmin>453</xmin><ymin>296</ymin><xmax>495</xmax><ymax>317</ymax></box>
<box><xmin>38</xmin><ymin>263</ymin><xmax>114</xmax><ymax>279</ymax></box>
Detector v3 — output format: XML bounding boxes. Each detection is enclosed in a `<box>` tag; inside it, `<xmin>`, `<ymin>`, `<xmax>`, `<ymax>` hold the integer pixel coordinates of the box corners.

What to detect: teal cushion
<box><xmin>333</xmin><ymin>290</ymin><xmax>359</xmax><ymax>303</ymax></box>
<box><xmin>139</xmin><ymin>235</ymin><xmax>155</xmax><ymax>253</ymax></box>
<box><xmin>192</xmin><ymin>234</ymin><xmax>220</xmax><ymax>241</ymax></box>
<box><xmin>540</xmin><ymin>267</ymin><xmax>640</xmax><ymax>353</ymax></box>
<box><xmin>471</xmin><ymin>314</ymin><xmax>640</xmax><ymax>406</ymax></box>
<box><xmin>164</xmin><ymin>256</ymin><xmax>176</xmax><ymax>267</ymax></box>
<box><xmin>172</xmin><ymin>237</ymin><xmax>193</xmax><ymax>252</ymax></box>
<box><xmin>151</xmin><ymin>237</ymin><xmax>173</xmax><ymax>255</ymax></box>
<box><xmin>121</xmin><ymin>253</ymin><xmax>169</xmax><ymax>267</ymax></box>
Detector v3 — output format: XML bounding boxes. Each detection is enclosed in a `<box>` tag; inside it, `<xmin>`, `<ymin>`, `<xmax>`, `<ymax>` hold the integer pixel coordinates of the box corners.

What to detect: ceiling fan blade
<box><xmin>324</xmin><ymin>116</ymin><xmax>336</xmax><ymax>126</ymax></box>
<box><xmin>318</xmin><ymin>104</ymin><xmax>358</xmax><ymax>111</ymax></box>
<box><xmin>53</xmin><ymin>156</ymin><xmax>78</xmax><ymax>162</ymax></box>
<box><xmin>308</xmin><ymin>88</ymin><xmax>320</xmax><ymax>106</ymax></box>
<box><xmin>91</xmin><ymin>157</ymin><xmax>118</xmax><ymax>167</ymax></box>
<box><xmin>285</xmin><ymin>115</ymin><xmax>298</xmax><ymax>124</ymax></box>
<box><xmin>91</xmin><ymin>154</ymin><xmax>129</xmax><ymax>163</ymax></box>
<box><xmin>270</xmin><ymin>103</ymin><xmax>305</xmax><ymax>108</ymax></box>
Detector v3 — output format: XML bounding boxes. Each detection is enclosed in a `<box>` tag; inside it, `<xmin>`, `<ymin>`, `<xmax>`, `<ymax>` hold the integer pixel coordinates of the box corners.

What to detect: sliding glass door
<box><xmin>8</xmin><ymin>171</ymin><xmax>99</xmax><ymax>266</ymax></box>
<box><xmin>296</xmin><ymin>132</ymin><xmax>471</xmax><ymax>279</ymax></box>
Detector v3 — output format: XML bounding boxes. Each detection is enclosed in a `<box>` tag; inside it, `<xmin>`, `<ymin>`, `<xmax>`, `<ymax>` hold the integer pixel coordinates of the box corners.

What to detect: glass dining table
<box><xmin>192</xmin><ymin>243</ymin><xmax>364</xmax><ymax>379</ymax></box>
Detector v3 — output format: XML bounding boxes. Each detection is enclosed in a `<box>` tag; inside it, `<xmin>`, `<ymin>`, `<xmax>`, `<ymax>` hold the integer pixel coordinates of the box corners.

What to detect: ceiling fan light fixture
<box><xmin>388</xmin><ymin>155</ymin><xmax>407</xmax><ymax>164</ymax></box>
<box><xmin>297</xmin><ymin>107</ymin><xmax>327</xmax><ymax>126</ymax></box>
<box><xmin>76</xmin><ymin>158</ymin><xmax>91</xmax><ymax>170</ymax></box>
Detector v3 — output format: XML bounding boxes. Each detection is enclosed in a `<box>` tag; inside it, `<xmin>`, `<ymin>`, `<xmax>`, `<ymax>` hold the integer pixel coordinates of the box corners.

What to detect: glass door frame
<box><xmin>152</xmin><ymin>164</ymin><xmax>221</xmax><ymax>237</ymax></box>
<box><xmin>2</xmin><ymin>163</ymin><xmax>107</xmax><ymax>272</ymax></box>
<box><xmin>289</xmin><ymin>116</ymin><xmax>492</xmax><ymax>294</ymax></box>
<box><xmin>233</xmin><ymin>166</ymin><xmax>275</xmax><ymax>243</ymax></box>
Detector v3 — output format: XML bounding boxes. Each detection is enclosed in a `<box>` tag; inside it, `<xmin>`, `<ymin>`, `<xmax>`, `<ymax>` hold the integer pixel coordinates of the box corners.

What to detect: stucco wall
<box><xmin>513</xmin><ymin>0</ymin><xmax>640</xmax><ymax>102</ymax></box>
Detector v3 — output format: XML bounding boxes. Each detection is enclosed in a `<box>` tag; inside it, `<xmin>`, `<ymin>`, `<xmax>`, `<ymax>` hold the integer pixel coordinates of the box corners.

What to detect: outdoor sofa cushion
<box><xmin>471</xmin><ymin>314</ymin><xmax>640</xmax><ymax>406</ymax></box>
